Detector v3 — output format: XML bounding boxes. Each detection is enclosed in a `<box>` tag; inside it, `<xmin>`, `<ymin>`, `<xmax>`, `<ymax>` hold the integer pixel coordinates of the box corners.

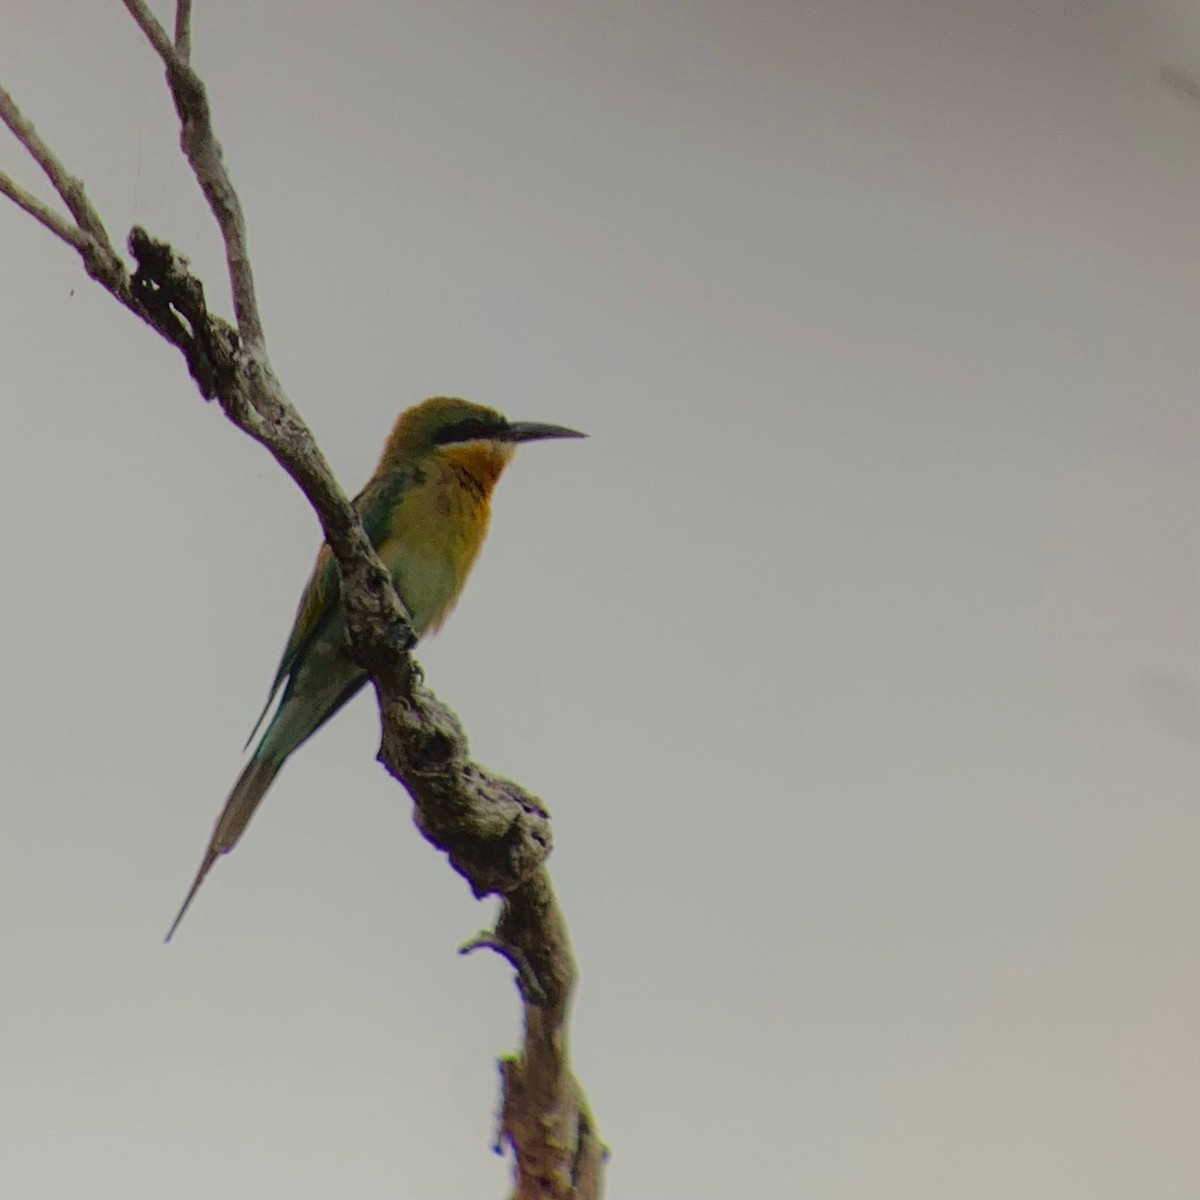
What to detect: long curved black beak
<box><xmin>505</xmin><ymin>421</ymin><xmax>587</xmax><ymax>443</ymax></box>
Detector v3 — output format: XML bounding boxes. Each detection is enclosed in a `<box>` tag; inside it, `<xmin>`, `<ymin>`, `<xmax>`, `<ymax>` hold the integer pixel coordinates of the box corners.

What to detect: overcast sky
<box><xmin>2</xmin><ymin>2</ymin><xmax>1199</xmax><ymax>1198</ymax></box>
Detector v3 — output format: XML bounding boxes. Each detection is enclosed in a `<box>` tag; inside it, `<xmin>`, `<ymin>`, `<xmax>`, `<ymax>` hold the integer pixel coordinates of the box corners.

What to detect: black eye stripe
<box><xmin>434</xmin><ymin>416</ymin><xmax>500</xmax><ymax>445</ymax></box>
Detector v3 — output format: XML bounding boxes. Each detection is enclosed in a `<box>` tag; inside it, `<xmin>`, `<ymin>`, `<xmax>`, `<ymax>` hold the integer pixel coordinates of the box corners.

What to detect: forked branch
<box><xmin>0</xmin><ymin>3</ymin><xmax>603</xmax><ymax>1196</ymax></box>
<box><xmin>121</xmin><ymin>0</ymin><xmax>264</xmax><ymax>348</ymax></box>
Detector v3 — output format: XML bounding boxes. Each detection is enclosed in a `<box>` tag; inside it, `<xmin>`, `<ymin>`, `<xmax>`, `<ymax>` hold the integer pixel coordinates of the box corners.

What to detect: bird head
<box><xmin>379</xmin><ymin>396</ymin><xmax>586</xmax><ymax>480</ymax></box>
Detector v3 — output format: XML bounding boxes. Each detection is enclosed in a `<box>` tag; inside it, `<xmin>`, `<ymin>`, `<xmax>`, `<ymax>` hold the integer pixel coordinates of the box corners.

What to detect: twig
<box><xmin>0</xmin><ymin>168</ymin><xmax>90</xmax><ymax>252</ymax></box>
<box><xmin>0</xmin><ymin>83</ymin><xmax>115</xmax><ymax>253</ymax></box>
<box><xmin>120</xmin><ymin>0</ymin><xmax>265</xmax><ymax>350</ymax></box>
<box><xmin>460</xmin><ymin>931</ymin><xmax>549</xmax><ymax>1007</ymax></box>
<box><xmin>175</xmin><ymin>0</ymin><xmax>193</xmax><ymax>63</ymax></box>
<box><xmin>120</xmin><ymin>0</ymin><xmax>178</xmax><ymax>69</ymax></box>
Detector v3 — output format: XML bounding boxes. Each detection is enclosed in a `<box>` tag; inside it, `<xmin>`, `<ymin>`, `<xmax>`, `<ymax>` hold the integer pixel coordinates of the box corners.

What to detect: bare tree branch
<box><xmin>0</xmin><ymin>83</ymin><xmax>118</xmax><ymax>259</ymax></box>
<box><xmin>0</xmin><ymin>167</ymin><xmax>90</xmax><ymax>252</ymax></box>
<box><xmin>461</xmin><ymin>931</ymin><xmax>549</xmax><ymax>1007</ymax></box>
<box><xmin>121</xmin><ymin>0</ymin><xmax>265</xmax><ymax>350</ymax></box>
<box><xmin>1</xmin><ymin>6</ymin><xmax>604</xmax><ymax>1196</ymax></box>
<box><xmin>120</xmin><ymin>0</ymin><xmax>178</xmax><ymax>63</ymax></box>
<box><xmin>175</xmin><ymin>0</ymin><xmax>193</xmax><ymax>63</ymax></box>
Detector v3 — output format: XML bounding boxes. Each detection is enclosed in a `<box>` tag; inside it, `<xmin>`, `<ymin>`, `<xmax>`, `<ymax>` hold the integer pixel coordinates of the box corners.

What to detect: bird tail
<box><xmin>164</xmin><ymin>756</ymin><xmax>283</xmax><ymax>943</ymax></box>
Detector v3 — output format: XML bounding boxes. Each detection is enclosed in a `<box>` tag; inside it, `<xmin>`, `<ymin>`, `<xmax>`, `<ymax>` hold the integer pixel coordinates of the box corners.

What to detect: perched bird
<box><xmin>165</xmin><ymin>396</ymin><xmax>585</xmax><ymax>941</ymax></box>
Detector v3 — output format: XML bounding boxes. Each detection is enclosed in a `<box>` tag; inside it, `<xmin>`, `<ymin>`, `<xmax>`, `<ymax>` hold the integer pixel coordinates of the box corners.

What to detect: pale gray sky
<box><xmin>2</xmin><ymin>2</ymin><xmax>1199</xmax><ymax>1198</ymax></box>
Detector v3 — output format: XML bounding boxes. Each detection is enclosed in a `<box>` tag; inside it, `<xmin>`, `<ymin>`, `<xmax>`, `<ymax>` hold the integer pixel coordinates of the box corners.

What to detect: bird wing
<box><xmin>241</xmin><ymin>541</ymin><xmax>337</xmax><ymax>749</ymax></box>
<box><xmin>242</xmin><ymin>469</ymin><xmax>412</xmax><ymax>749</ymax></box>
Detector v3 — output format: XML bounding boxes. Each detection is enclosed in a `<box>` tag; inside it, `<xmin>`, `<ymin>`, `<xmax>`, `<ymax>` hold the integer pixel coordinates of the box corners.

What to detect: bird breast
<box><xmin>382</xmin><ymin>450</ymin><xmax>507</xmax><ymax>637</ymax></box>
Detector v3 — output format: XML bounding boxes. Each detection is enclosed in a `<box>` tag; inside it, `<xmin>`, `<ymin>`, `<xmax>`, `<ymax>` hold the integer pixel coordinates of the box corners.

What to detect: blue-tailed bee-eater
<box><xmin>165</xmin><ymin>396</ymin><xmax>585</xmax><ymax>941</ymax></box>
